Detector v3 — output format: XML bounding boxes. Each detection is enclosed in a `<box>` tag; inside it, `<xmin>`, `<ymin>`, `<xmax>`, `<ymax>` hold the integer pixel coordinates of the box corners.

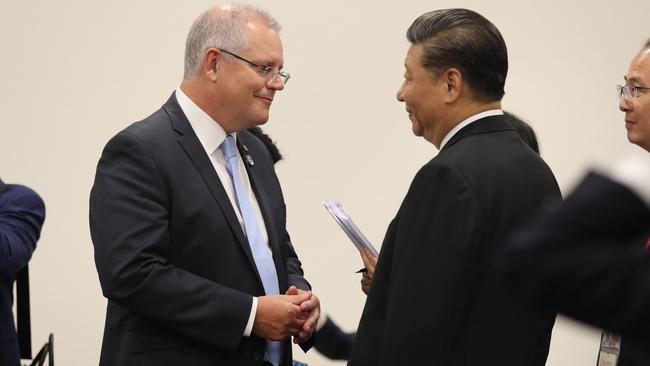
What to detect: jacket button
<box><xmin>253</xmin><ymin>350</ymin><xmax>263</xmax><ymax>361</ymax></box>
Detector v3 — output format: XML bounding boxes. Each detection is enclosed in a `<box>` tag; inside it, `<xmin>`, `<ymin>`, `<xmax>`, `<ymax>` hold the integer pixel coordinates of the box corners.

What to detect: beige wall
<box><xmin>2</xmin><ymin>1</ymin><xmax>648</xmax><ymax>365</ymax></box>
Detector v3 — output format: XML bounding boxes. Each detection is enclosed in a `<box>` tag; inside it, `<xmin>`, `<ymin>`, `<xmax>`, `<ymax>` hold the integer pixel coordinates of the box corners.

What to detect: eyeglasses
<box><xmin>617</xmin><ymin>83</ymin><xmax>650</xmax><ymax>101</ymax></box>
<box><xmin>219</xmin><ymin>49</ymin><xmax>290</xmax><ymax>85</ymax></box>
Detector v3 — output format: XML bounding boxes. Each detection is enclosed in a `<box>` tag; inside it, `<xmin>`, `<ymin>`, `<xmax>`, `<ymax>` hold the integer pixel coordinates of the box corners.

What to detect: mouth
<box><xmin>255</xmin><ymin>95</ymin><xmax>274</xmax><ymax>104</ymax></box>
<box><xmin>625</xmin><ymin>119</ymin><xmax>635</xmax><ymax>128</ymax></box>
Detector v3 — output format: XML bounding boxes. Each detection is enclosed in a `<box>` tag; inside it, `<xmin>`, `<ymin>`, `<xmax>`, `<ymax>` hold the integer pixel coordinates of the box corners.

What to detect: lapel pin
<box><xmin>242</xmin><ymin>144</ymin><xmax>249</xmax><ymax>153</ymax></box>
<box><xmin>245</xmin><ymin>155</ymin><xmax>255</xmax><ymax>166</ymax></box>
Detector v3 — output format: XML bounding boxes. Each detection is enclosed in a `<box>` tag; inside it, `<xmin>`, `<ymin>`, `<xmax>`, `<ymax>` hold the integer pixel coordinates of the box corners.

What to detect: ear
<box><xmin>202</xmin><ymin>48</ymin><xmax>221</xmax><ymax>83</ymax></box>
<box><xmin>442</xmin><ymin>68</ymin><xmax>463</xmax><ymax>103</ymax></box>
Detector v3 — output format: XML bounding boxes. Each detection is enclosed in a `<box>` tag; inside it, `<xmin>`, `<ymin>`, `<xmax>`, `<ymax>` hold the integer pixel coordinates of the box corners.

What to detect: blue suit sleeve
<box><xmin>0</xmin><ymin>185</ymin><xmax>46</xmax><ymax>276</ymax></box>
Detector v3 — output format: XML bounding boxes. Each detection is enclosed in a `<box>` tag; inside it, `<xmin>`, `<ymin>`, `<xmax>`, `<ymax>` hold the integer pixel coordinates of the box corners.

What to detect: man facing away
<box><xmin>89</xmin><ymin>4</ymin><xmax>319</xmax><ymax>366</ymax></box>
<box><xmin>348</xmin><ymin>8</ymin><xmax>561</xmax><ymax>366</ymax></box>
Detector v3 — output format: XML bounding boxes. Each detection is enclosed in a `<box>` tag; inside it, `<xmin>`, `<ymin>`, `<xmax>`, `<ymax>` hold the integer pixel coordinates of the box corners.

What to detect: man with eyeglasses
<box><xmin>501</xmin><ymin>38</ymin><xmax>650</xmax><ymax>366</ymax></box>
<box><xmin>89</xmin><ymin>4</ymin><xmax>318</xmax><ymax>366</ymax></box>
<box><xmin>620</xmin><ymin>41</ymin><xmax>650</xmax><ymax>151</ymax></box>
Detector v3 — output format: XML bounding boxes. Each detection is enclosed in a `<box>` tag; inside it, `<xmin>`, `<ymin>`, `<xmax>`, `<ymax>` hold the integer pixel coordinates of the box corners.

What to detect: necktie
<box><xmin>220</xmin><ymin>134</ymin><xmax>282</xmax><ymax>365</ymax></box>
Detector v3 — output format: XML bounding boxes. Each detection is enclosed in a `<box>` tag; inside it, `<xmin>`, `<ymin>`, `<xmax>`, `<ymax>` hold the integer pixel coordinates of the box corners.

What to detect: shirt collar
<box><xmin>439</xmin><ymin>109</ymin><xmax>503</xmax><ymax>149</ymax></box>
<box><xmin>175</xmin><ymin>87</ymin><xmax>235</xmax><ymax>156</ymax></box>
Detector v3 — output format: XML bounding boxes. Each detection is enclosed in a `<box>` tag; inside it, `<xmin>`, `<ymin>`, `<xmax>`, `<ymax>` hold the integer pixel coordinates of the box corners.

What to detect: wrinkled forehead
<box><xmin>626</xmin><ymin>48</ymin><xmax>650</xmax><ymax>84</ymax></box>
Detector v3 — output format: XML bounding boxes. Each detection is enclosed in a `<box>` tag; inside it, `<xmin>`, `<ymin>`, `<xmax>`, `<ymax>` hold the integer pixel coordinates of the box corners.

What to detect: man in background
<box><xmin>0</xmin><ymin>179</ymin><xmax>45</xmax><ymax>366</ymax></box>
<box><xmin>90</xmin><ymin>5</ymin><xmax>319</xmax><ymax>366</ymax></box>
<box><xmin>349</xmin><ymin>8</ymin><xmax>561</xmax><ymax>365</ymax></box>
<box><xmin>502</xmin><ymin>38</ymin><xmax>650</xmax><ymax>365</ymax></box>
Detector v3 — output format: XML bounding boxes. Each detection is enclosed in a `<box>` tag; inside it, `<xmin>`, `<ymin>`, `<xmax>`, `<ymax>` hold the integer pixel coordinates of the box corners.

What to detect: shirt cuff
<box><xmin>243</xmin><ymin>296</ymin><xmax>258</xmax><ymax>337</ymax></box>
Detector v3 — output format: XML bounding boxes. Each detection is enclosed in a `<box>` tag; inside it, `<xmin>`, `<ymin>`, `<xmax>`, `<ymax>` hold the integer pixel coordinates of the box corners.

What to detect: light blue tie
<box><xmin>220</xmin><ymin>134</ymin><xmax>282</xmax><ymax>365</ymax></box>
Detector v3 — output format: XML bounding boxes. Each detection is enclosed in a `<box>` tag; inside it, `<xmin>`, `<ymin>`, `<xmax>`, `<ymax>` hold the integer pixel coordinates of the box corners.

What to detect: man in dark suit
<box><xmin>89</xmin><ymin>5</ymin><xmax>319</xmax><ymax>366</ymax></box>
<box><xmin>348</xmin><ymin>8</ymin><xmax>561</xmax><ymax>366</ymax></box>
<box><xmin>502</xmin><ymin>38</ymin><xmax>650</xmax><ymax>365</ymax></box>
<box><xmin>0</xmin><ymin>179</ymin><xmax>45</xmax><ymax>366</ymax></box>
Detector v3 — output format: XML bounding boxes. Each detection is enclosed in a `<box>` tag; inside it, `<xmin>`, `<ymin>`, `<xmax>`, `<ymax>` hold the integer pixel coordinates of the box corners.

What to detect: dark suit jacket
<box><xmin>89</xmin><ymin>93</ymin><xmax>311</xmax><ymax>366</ymax></box>
<box><xmin>502</xmin><ymin>172</ymin><xmax>650</xmax><ymax>365</ymax></box>
<box><xmin>0</xmin><ymin>182</ymin><xmax>45</xmax><ymax>366</ymax></box>
<box><xmin>313</xmin><ymin>317</ymin><xmax>354</xmax><ymax>360</ymax></box>
<box><xmin>348</xmin><ymin>115</ymin><xmax>561</xmax><ymax>366</ymax></box>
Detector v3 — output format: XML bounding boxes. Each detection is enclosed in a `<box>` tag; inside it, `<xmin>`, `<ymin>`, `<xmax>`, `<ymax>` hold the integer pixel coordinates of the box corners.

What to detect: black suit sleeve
<box><xmin>314</xmin><ymin>317</ymin><xmax>354</xmax><ymax>360</ymax></box>
<box><xmin>284</xmin><ymin>234</ymin><xmax>310</xmax><ymax>291</ymax></box>
<box><xmin>351</xmin><ymin>163</ymin><xmax>484</xmax><ymax>364</ymax></box>
<box><xmin>90</xmin><ymin>132</ymin><xmax>252</xmax><ymax>353</ymax></box>
<box><xmin>0</xmin><ymin>185</ymin><xmax>45</xmax><ymax>277</ymax></box>
<box><xmin>501</xmin><ymin>172</ymin><xmax>650</xmax><ymax>339</ymax></box>
<box><xmin>392</xmin><ymin>163</ymin><xmax>484</xmax><ymax>354</ymax></box>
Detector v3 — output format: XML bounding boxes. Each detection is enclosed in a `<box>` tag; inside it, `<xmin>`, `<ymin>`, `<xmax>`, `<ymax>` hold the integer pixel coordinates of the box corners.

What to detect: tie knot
<box><xmin>220</xmin><ymin>135</ymin><xmax>238</xmax><ymax>160</ymax></box>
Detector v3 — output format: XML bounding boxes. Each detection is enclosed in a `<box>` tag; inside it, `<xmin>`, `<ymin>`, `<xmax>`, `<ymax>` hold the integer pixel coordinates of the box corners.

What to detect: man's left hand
<box><xmin>286</xmin><ymin>286</ymin><xmax>320</xmax><ymax>343</ymax></box>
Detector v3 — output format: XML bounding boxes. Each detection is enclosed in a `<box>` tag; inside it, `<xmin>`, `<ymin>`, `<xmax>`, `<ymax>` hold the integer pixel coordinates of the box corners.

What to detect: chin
<box><xmin>240</xmin><ymin>118</ymin><xmax>268</xmax><ymax>131</ymax></box>
<box><xmin>251</xmin><ymin>112</ymin><xmax>270</xmax><ymax>126</ymax></box>
<box><xmin>411</xmin><ymin>122</ymin><xmax>424</xmax><ymax>137</ymax></box>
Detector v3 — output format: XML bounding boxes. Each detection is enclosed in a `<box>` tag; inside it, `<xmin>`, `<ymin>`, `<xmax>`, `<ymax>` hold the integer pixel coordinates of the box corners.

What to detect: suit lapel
<box><xmin>162</xmin><ymin>93</ymin><xmax>259</xmax><ymax>273</ymax></box>
<box><xmin>238</xmin><ymin>135</ymin><xmax>288</xmax><ymax>291</ymax></box>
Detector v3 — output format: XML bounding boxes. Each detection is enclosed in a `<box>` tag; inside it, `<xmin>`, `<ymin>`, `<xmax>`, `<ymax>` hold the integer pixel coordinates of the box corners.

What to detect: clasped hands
<box><xmin>252</xmin><ymin>286</ymin><xmax>320</xmax><ymax>343</ymax></box>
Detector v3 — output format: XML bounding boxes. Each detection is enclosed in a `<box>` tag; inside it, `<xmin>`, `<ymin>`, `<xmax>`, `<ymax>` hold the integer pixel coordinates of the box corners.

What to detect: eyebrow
<box><xmin>270</xmin><ymin>61</ymin><xmax>285</xmax><ymax>70</ymax></box>
<box><xmin>249</xmin><ymin>53</ymin><xmax>281</xmax><ymax>69</ymax></box>
<box><xmin>626</xmin><ymin>76</ymin><xmax>644</xmax><ymax>84</ymax></box>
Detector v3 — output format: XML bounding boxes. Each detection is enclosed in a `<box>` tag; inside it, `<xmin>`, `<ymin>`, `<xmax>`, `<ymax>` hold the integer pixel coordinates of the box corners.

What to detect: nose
<box><xmin>396</xmin><ymin>83</ymin><xmax>405</xmax><ymax>102</ymax></box>
<box><xmin>619</xmin><ymin>94</ymin><xmax>631</xmax><ymax>112</ymax></box>
<box><xmin>266</xmin><ymin>74</ymin><xmax>285</xmax><ymax>91</ymax></box>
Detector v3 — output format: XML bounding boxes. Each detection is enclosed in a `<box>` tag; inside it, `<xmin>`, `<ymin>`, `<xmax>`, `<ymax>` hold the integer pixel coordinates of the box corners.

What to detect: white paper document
<box><xmin>322</xmin><ymin>200</ymin><xmax>378</xmax><ymax>256</ymax></box>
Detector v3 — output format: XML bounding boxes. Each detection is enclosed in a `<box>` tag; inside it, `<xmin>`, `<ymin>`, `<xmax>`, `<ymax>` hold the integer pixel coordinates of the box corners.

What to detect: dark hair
<box><xmin>247</xmin><ymin>127</ymin><xmax>283</xmax><ymax>164</ymax></box>
<box><xmin>406</xmin><ymin>8</ymin><xmax>508</xmax><ymax>102</ymax></box>
<box><xmin>645</xmin><ymin>37</ymin><xmax>650</xmax><ymax>49</ymax></box>
<box><xmin>504</xmin><ymin>111</ymin><xmax>539</xmax><ymax>154</ymax></box>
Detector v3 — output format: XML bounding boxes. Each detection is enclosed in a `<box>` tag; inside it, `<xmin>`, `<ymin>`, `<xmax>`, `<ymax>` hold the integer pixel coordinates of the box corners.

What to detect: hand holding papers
<box><xmin>322</xmin><ymin>200</ymin><xmax>378</xmax><ymax>257</ymax></box>
<box><xmin>359</xmin><ymin>247</ymin><xmax>377</xmax><ymax>294</ymax></box>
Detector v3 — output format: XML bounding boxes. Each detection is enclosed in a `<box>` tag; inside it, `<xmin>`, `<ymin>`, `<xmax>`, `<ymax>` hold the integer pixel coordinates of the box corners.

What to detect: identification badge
<box><xmin>597</xmin><ymin>331</ymin><xmax>621</xmax><ymax>366</ymax></box>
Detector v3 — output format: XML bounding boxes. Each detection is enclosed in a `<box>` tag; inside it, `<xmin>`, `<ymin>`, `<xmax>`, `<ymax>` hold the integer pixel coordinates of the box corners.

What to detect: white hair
<box><xmin>183</xmin><ymin>4</ymin><xmax>281</xmax><ymax>80</ymax></box>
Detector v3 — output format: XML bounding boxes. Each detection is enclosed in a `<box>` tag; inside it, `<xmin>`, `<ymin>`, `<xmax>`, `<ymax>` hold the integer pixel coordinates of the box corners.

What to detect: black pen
<box><xmin>356</xmin><ymin>268</ymin><xmax>368</xmax><ymax>273</ymax></box>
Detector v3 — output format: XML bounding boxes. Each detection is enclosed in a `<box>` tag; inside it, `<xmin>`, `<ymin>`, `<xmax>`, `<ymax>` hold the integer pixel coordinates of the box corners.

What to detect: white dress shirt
<box><xmin>439</xmin><ymin>109</ymin><xmax>504</xmax><ymax>150</ymax></box>
<box><xmin>176</xmin><ymin>88</ymin><xmax>270</xmax><ymax>337</ymax></box>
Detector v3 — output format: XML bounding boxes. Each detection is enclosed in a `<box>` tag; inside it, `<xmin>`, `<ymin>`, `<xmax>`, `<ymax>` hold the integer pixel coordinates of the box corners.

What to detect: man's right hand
<box><xmin>252</xmin><ymin>293</ymin><xmax>311</xmax><ymax>341</ymax></box>
<box><xmin>360</xmin><ymin>248</ymin><xmax>377</xmax><ymax>295</ymax></box>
